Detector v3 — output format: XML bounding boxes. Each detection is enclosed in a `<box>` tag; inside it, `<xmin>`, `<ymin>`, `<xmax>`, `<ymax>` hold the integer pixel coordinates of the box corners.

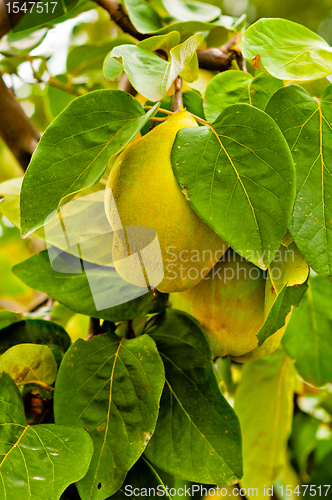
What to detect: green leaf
<box><xmin>67</xmin><ymin>39</ymin><xmax>134</xmax><ymax>76</ymax></box>
<box><xmin>107</xmin><ymin>34</ymin><xmax>203</xmax><ymax>101</ymax></box>
<box><xmin>13</xmin><ymin>250</ymin><xmax>169</xmax><ymax>322</ymax></box>
<box><xmin>0</xmin><ymin>371</ymin><xmax>93</xmax><ymax>499</ymax></box>
<box><xmin>172</xmin><ymin>103</ymin><xmax>296</xmax><ymax>269</ymax></box>
<box><xmin>111</xmin><ymin>456</ymin><xmax>172</xmax><ymax>500</ymax></box>
<box><xmin>289</xmin><ymin>413</ymin><xmax>318</xmax><ymax>480</ymax></box>
<box><xmin>242</xmin><ymin>18</ymin><xmax>332</xmax><ymax>81</ymax></box>
<box><xmin>0</xmin><ymin>319</ymin><xmax>71</xmax><ymax>355</ymax></box>
<box><xmin>54</xmin><ymin>332</ymin><xmax>165</xmax><ymax>500</ymax></box>
<box><xmin>144</xmin><ymin>309</ymin><xmax>243</xmax><ymax>485</ymax></box>
<box><xmin>20</xmin><ymin>91</ymin><xmax>159</xmax><ymax>235</ymax></box>
<box><xmin>137</xmin><ymin>31</ymin><xmax>181</xmax><ymax>52</ymax></box>
<box><xmin>282</xmin><ymin>275</ymin><xmax>332</xmax><ymax>387</ymax></box>
<box><xmin>162</xmin><ymin>0</ymin><xmax>221</xmax><ymax>23</ymax></box>
<box><xmin>265</xmin><ymin>84</ymin><xmax>332</xmax><ymax>278</ymax></box>
<box><xmin>123</xmin><ymin>0</ymin><xmax>164</xmax><ymax>33</ymax></box>
<box><xmin>234</xmin><ymin>350</ymin><xmax>296</xmax><ymax>494</ymax></box>
<box><xmin>0</xmin><ymin>344</ymin><xmax>57</xmax><ymax>387</ymax></box>
<box><xmin>256</xmin><ymin>281</ymin><xmax>308</xmax><ymax>347</ymax></box>
<box><xmin>269</xmin><ymin>241</ymin><xmax>309</xmax><ymax>293</ymax></box>
<box><xmin>204</xmin><ymin>70</ymin><xmax>284</xmax><ymax>122</ymax></box>
<box><xmin>0</xmin><ymin>310</ymin><xmax>24</xmax><ymax>331</ymax></box>
<box><xmin>0</xmin><ymin>28</ymin><xmax>47</xmax><ymax>56</ymax></box>
<box><xmin>0</xmin><ymin>177</ymin><xmax>22</xmax><ymax>228</ymax></box>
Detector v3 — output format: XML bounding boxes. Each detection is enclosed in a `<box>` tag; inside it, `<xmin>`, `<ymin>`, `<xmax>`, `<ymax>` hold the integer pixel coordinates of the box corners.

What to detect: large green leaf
<box><xmin>266</xmin><ymin>84</ymin><xmax>332</xmax><ymax>278</ymax></box>
<box><xmin>20</xmin><ymin>91</ymin><xmax>159</xmax><ymax>235</ymax></box>
<box><xmin>106</xmin><ymin>33</ymin><xmax>203</xmax><ymax>101</ymax></box>
<box><xmin>204</xmin><ymin>71</ymin><xmax>284</xmax><ymax>122</ymax></box>
<box><xmin>282</xmin><ymin>275</ymin><xmax>332</xmax><ymax>387</ymax></box>
<box><xmin>172</xmin><ymin>103</ymin><xmax>296</xmax><ymax>269</ymax></box>
<box><xmin>234</xmin><ymin>350</ymin><xmax>296</xmax><ymax>495</ymax></box>
<box><xmin>54</xmin><ymin>332</ymin><xmax>165</xmax><ymax>500</ymax></box>
<box><xmin>0</xmin><ymin>371</ymin><xmax>93</xmax><ymax>499</ymax></box>
<box><xmin>0</xmin><ymin>319</ymin><xmax>71</xmax><ymax>355</ymax></box>
<box><xmin>242</xmin><ymin>18</ymin><xmax>332</xmax><ymax>81</ymax></box>
<box><xmin>13</xmin><ymin>250</ymin><xmax>168</xmax><ymax>322</ymax></box>
<box><xmin>144</xmin><ymin>309</ymin><xmax>242</xmax><ymax>485</ymax></box>
<box><xmin>0</xmin><ymin>344</ymin><xmax>57</xmax><ymax>387</ymax></box>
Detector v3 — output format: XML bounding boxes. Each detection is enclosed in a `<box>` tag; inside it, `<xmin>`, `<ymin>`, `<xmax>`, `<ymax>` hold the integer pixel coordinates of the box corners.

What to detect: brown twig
<box><xmin>94</xmin><ymin>0</ymin><xmax>146</xmax><ymax>41</ymax></box>
<box><xmin>86</xmin><ymin>317</ymin><xmax>100</xmax><ymax>340</ymax></box>
<box><xmin>171</xmin><ymin>77</ymin><xmax>183</xmax><ymax>112</ymax></box>
<box><xmin>0</xmin><ymin>74</ymin><xmax>40</xmax><ymax>170</ymax></box>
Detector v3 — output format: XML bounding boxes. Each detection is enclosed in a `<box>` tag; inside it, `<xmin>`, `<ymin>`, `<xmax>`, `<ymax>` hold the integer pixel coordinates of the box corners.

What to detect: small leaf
<box><xmin>20</xmin><ymin>91</ymin><xmax>159</xmax><ymax>235</ymax></box>
<box><xmin>234</xmin><ymin>350</ymin><xmax>296</xmax><ymax>494</ymax></box>
<box><xmin>269</xmin><ymin>241</ymin><xmax>309</xmax><ymax>293</ymax></box>
<box><xmin>242</xmin><ymin>18</ymin><xmax>332</xmax><ymax>81</ymax></box>
<box><xmin>0</xmin><ymin>319</ymin><xmax>71</xmax><ymax>355</ymax></box>
<box><xmin>204</xmin><ymin>70</ymin><xmax>284</xmax><ymax>122</ymax></box>
<box><xmin>0</xmin><ymin>310</ymin><xmax>24</xmax><ymax>331</ymax></box>
<box><xmin>54</xmin><ymin>332</ymin><xmax>165</xmax><ymax>500</ymax></box>
<box><xmin>0</xmin><ymin>371</ymin><xmax>93</xmax><ymax>499</ymax></box>
<box><xmin>123</xmin><ymin>0</ymin><xmax>163</xmax><ymax>33</ymax></box>
<box><xmin>282</xmin><ymin>275</ymin><xmax>332</xmax><ymax>387</ymax></box>
<box><xmin>266</xmin><ymin>84</ymin><xmax>332</xmax><ymax>278</ymax></box>
<box><xmin>0</xmin><ymin>344</ymin><xmax>57</xmax><ymax>387</ymax></box>
<box><xmin>137</xmin><ymin>31</ymin><xmax>181</xmax><ymax>52</ymax></box>
<box><xmin>144</xmin><ymin>309</ymin><xmax>243</xmax><ymax>485</ymax></box>
<box><xmin>256</xmin><ymin>280</ymin><xmax>308</xmax><ymax>347</ymax></box>
<box><xmin>163</xmin><ymin>0</ymin><xmax>221</xmax><ymax>23</ymax></box>
<box><xmin>172</xmin><ymin>103</ymin><xmax>296</xmax><ymax>269</ymax></box>
<box><xmin>13</xmin><ymin>250</ymin><xmax>169</xmax><ymax>322</ymax></box>
<box><xmin>107</xmin><ymin>33</ymin><xmax>204</xmax><ymax>101</ymax></box>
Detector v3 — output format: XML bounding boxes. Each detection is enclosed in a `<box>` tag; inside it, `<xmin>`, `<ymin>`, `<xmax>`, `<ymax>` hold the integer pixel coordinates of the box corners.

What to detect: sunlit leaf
<box><xmin>242</xmin><ymin>18</ymin><xmax>332</xmax><ymax>81</ymax></box>
<box><xmin>0</xmin><ymin>344</ymin><xmax>57</xmax><ymax>387</ymax></box>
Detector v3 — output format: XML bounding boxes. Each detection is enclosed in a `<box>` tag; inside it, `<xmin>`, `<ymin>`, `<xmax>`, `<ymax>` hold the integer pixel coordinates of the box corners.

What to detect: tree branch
<box><xmin>86</xmin><ymin>317</ymin><xmax>100</xmax><ymax>340</ymax></box>
<box><xmin>0</xmin><ymin>74</ymin><xmax>40</xmax><ymax>170</ymax></box>
<box><xmin>94</xmin><ymin>0</ymin><xmax>146</xmax><ymax>41</ymax></box>
<box><xmin>0</xmin><ymin>0</ymin><xmax>41</xmax><ymax>170</ymax></box>
<box><xmin>171</xmin><ymin>77</ymin><xmax>183</xmax><ymax>112</ymax></box>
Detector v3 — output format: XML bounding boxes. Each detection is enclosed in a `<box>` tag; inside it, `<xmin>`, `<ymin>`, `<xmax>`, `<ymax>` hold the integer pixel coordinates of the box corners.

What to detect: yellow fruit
<box><xmin>232</xmin><ymin>273</ymin><xmax>289</xmax><ymax>363</ymax></box>
<box><xmin>105</xmin><ymin>110</ymin><xmax>228</xmax><ymax>293</ymax></box>
<box><xmin>65</xmin><ymin>314</ymin><xmax>89</xmax><ymax>343</ymax></box>
<box><xmin>171</xmin><ymin>250</ymin><xmax>266</xmax><ymax>357</ymax></box>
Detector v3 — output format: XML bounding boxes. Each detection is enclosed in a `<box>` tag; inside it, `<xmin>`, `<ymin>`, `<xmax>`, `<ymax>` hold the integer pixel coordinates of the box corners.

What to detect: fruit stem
<box><xmin>171</xmin><ymin>77</ymin><xmax>183</xmax><ymax>112</ymax></box>
<box><xmin>144</xmin><ymin>106</ymin><xmax>173</xmax><ymax>116</ymax></box>
<box><xmin>149</xmin><ymin>116</ymin><xmax>168</xmax><ymax>122</ymax></box>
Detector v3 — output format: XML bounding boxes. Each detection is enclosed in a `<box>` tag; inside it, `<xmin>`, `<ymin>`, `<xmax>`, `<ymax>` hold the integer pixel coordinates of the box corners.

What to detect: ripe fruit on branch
<box><xmin>105</xmin><ymin>110</ymin><xmax>228</xmax><ymax>293</ymax></box>
<box><xmin>171</xmin><ymin>250</ymin><xmax>289</xmax><ymax>361</ymax></box>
